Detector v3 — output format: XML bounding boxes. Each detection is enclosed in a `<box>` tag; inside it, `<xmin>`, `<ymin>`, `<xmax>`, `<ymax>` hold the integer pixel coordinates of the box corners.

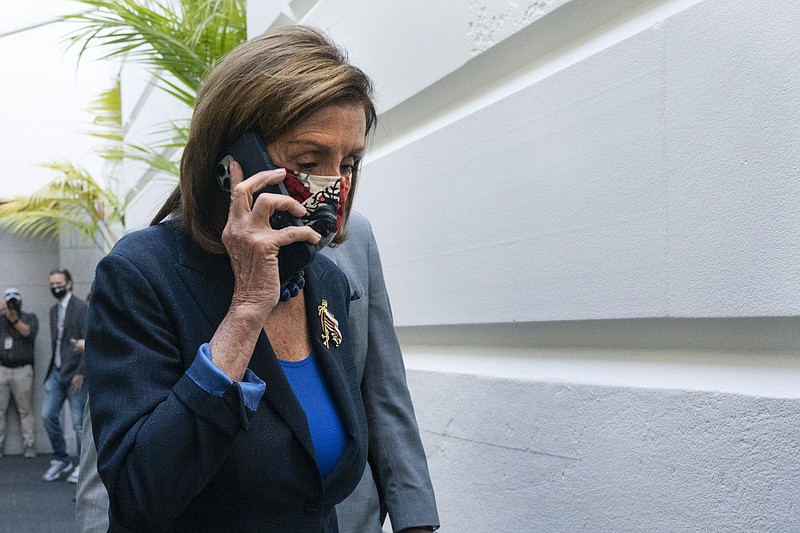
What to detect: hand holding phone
<box><xmin>216</xmin><ymin>133</ymin><xmax>317</xmax><ymax>283</ymax></box>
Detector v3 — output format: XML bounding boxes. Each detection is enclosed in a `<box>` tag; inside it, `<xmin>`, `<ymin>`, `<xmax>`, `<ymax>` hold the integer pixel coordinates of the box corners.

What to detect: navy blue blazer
<box><xmin>86</xmin><ymin>219</ymin><xmax>367</xmax><ymax>532</ymax></box>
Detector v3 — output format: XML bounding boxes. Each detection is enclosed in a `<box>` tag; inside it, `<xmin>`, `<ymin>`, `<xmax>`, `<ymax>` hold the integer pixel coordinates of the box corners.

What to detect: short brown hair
<box><xmin>152</xmin><ymin>25</ymin><xmax>377</xmax><ymax>253</ymax></box>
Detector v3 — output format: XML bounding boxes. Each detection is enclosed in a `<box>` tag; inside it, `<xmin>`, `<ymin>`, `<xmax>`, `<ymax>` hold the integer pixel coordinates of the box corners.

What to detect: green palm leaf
<box><xmin>61</xmin><ymin>0</ymin><xmax>247</xmax><ymax>107</ymax></box>
<box><xmin>87</xmin><ymin>77</ymin><xmax>124</xmax><ymax>161</ymax></box>
<box><xmin>0</xmin><ymin>163</ymin><xmax>127</xmax><ymax>254</ymax></box>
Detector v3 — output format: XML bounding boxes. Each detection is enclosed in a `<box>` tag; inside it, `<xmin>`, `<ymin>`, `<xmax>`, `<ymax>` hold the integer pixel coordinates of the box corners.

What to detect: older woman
<box><xmin>86</xmin><ymin>27</ymin><xmax>376</xmax><ymax>531</ymax></box>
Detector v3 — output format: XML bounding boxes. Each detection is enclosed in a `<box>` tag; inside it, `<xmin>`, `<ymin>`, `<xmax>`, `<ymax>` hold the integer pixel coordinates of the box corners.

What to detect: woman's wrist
<box><xmin>229</xmin><ymin>292</ymin><xmax>278</xmax><ymax>323</ymax></box>
<box><xmin>228</xmin><ymin>299</ymin><xmax>271</xmax><ymax>325</ymax></box>
<box><xmin>209</xmin><ymin>304</ymin><xmax>268</xmax><ymax>381</ymax></box>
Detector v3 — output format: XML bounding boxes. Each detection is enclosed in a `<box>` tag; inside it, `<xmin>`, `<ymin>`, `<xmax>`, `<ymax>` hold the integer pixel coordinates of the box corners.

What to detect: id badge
<box><xmin>4</xmin><ymin>336</ymin><xmax>12</xmax><ymax>350</ymax></box>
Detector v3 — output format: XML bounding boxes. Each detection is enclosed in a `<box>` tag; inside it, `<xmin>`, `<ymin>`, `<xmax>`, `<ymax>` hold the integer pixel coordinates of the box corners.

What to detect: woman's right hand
<box><xmin>222</xmin><ymin>161</ymin><xmax>320</xmax><ymax>317</ymax></box>
<box><xmin>211</xmin><ymin>161</ymin><xmax>320</xmax><ymax>380</ymax></box>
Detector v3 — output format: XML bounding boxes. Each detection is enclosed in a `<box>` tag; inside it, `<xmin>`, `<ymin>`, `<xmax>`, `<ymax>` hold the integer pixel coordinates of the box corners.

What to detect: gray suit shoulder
<box><xmin>344</xmin><ymin>210</ymin><xmax>373</xmax><ymax>242</ymax></box>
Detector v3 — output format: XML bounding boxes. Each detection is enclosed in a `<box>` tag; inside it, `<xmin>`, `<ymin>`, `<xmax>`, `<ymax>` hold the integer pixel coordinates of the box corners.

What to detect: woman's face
<box><xmin>268</xmin><ymin>102</ymin><xmax>366</xmax><ymax>243</ymax></box>
<box><xmin>268</xmin><ymin>102</ymin><xmax>366</xmax><ymax>178</ymax></box>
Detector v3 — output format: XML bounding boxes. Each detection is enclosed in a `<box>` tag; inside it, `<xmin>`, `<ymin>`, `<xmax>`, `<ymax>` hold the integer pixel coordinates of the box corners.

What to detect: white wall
<box><xmin>75</xmin><ymin>0</ymin><xmax>800</xmax><ymax>529</ymax></box>
<box><xmin>304</xmin><ymin>0</ymin><xmax>800</xmax><ymax>324</ymax></box>
<box><xmin>118</xmin><ymin>62</ymin><xmax>188</xmax><ymax>232</ymax></box>
<box><xmin>246</xmin><ymin>0</ymin><xmax>800</xmax><ymax>531</ymax></box>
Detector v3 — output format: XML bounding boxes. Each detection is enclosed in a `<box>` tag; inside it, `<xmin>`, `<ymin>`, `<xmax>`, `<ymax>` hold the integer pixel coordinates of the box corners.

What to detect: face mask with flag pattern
<box><xmin>283</xmin><ymin>171</ymin><xmax>351</xmax><ymax>249</ymax></box>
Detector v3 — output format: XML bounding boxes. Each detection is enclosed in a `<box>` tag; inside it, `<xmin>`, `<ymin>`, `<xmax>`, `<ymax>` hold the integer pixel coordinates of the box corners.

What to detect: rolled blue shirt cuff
<box><xmin>186</xmin><ymin>343</ymin><xmax>265</xmax><ymax>412</ymax></box>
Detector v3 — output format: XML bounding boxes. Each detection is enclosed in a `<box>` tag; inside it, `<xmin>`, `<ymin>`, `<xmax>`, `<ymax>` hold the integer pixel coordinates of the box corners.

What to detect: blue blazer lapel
<box><xmin>250</xmin><ymin>338</ymin><xmax>316</xmax><ymax>462</ymax></box>
<box><xmin>172</xmin><ymin>226</ymin><xmax>316</xmax><ymax>461</ymax></box>
<box><xmin>302</xmin><ymin>259</ymin><xmax>363</xmax><ymax>487</ymax></box>
<box><xmin>173</xmin><ymin>225</ymin><xmax>234</xmax><ymax>331</ymax></box>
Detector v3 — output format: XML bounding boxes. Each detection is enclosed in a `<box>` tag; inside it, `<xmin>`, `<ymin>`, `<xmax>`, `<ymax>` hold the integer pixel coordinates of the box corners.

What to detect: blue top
<box><xmin>187</xmin><ymin>345</ymin><xmax>347</xmax><ymax>477</ymax></box>
<box><xmin>279</xmin><ymin>354</ymin><xmax>347</xmax><ymax>478</ymax></box>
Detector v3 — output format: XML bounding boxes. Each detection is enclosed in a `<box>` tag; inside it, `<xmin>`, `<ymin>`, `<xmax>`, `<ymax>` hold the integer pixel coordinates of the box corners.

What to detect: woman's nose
<box><xmin>316</xmin><ymin>165</ymin><xmax>340</xmax><ymax>176</ymax></box>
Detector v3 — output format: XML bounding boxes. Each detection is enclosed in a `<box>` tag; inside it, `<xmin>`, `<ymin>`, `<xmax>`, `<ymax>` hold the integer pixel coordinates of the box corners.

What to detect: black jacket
<box><xmin>49</xmin><ymin>294</ymin><xmax>87</xmax><ymax>384</ymax></box>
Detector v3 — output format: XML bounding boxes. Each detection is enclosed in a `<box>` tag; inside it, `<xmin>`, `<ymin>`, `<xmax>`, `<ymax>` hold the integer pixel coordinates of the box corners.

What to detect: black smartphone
<box><xmin>216</xmin><ymin>132</ymin><xmax>316</xmax><ymax>283</ymax></box>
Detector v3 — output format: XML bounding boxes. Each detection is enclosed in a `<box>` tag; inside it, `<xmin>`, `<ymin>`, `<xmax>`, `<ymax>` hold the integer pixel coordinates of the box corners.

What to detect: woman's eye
<box><xmin>340</xmin><ymin>159</ymin><xmax>359</xmax><ymax>177</ymax></box>
<box><xmin>297</xmin><ymin>162</ymin><xmax>316</xmax><ymax>172</ymax></box>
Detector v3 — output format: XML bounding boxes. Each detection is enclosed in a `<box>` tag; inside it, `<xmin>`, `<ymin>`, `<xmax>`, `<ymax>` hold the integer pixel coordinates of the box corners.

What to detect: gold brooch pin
<box><xmin>318</xmin><ymin>299</ymin><xmax>342</xmax><ymax>348</ymax></box>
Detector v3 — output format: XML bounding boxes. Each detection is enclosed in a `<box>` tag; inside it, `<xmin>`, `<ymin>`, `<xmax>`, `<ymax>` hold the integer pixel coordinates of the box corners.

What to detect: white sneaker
<box><xmin>66</xmin><ymin>465</ymin><xmax>80</xmax><ymax>484</ymax></box>
<box><xmin>23</xmin><ymin>445</ymin><xmax>36</xmax><ymax>458</ymax></box>
<box><xmin>42</xmin><ymin>459</ymin><xmax>73</xmax><ymax>481</ymax></box>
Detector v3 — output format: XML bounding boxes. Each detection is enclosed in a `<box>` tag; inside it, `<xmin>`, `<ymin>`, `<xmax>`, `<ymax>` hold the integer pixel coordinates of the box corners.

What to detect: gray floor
<box><xmin>0</xmin><ymin>454</ymin><xmax>77</xmax><ymax>533</ymax></box>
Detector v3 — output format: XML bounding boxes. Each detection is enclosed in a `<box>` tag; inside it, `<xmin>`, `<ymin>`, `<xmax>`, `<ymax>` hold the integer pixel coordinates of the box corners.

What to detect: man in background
<box><xmin>42</xmin><ymin>269</ymin><xmax>87</xmax><ymax>483</ymax></box>
<box><xmin>0</xmin><ymin>288</ymin><xmax>38</xmax><ymax>458</ymax></box>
